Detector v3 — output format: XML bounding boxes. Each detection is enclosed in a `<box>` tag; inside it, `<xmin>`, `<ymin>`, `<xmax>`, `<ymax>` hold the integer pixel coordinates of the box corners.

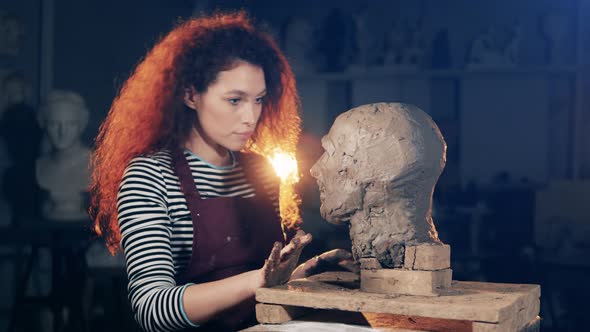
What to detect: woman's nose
<box><xmin>242</xmin><ymin>103</ymin><xmax>259</xmax><ymax>126</ymax></box>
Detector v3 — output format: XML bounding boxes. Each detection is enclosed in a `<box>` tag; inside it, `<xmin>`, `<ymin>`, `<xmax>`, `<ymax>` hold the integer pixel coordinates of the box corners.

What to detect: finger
<box><xmin>283</xmin><ymin>240</ymin><xmax>310</xmax><ymax>271</ymax></box>
<box><xmin>318</xmin><ymin>249</ymin><xmax>351</xmax><ymax>263</ymax></box>
<box><xmin>262</xmin><ymin>258</ymin><xmax>271</xmax><ymax>275</ymax></box>
<box><xmin>281</xmin><ymin>233</ymin><xmax>312</xmax><ymax>258</ymax></box>
<box><xmin>338</xmin><ymin>259</ymin><xmax>360</xmax><ymax>274</ymax></box>
<box><xmin>280</xmin><ymin>237</ymin><xmax>300</xmax><ymax>257</ymax></box>
<box><xmin>289</xmin><ymin>238</ymin><xmax>309</xmax><ymax>259</ymax></box>
<box><xmin>268</xmin><ymin>242</ymin><xmax>282</xmax><ymax>266</ymax></box>
<box><xmin>291</xmin><ymin>234</ymin><xmax>312</xmax><ymax>253</ymax></box>
<box><xmin>260</xmin><ymin>259</ymin><xmax>273</xmax><ymax>286</ymax></box>
<box><xmin>289</xmin><ymin>264</ymin><xmax>306</xmax><ymax>280</ymax></box>
<box><xmin>299</xmin><ymin>256</ymin><xmax>331</xmax><ymax>278</ymax></box>
<box><xmin>294</xmin><ymin>229</ymin><xmax>306</xmax><ymax>238</ymax></box>
<box><xmin>299</xmin><ymin>233</ymin><xmax>312</xmax><ymax>246</ymax></box>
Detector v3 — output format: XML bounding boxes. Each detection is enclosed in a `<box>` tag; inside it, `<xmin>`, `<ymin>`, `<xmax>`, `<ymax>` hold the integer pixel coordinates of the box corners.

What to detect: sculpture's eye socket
<box><xmin>321</xmin><ymin>136</ymin><xmax>336</xmax><ymax>156</ymax></box>
<box><xmin>338</xmin><ymin>168</ymin><xmax>347</xmax><ymax>176</ymax></box>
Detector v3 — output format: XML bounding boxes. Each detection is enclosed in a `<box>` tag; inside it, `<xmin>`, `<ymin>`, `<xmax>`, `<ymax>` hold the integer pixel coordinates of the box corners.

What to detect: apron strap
<box><xmin>171</xmin><ymin>148</ymin><xmax>202</xmax><ymax>249</ymax></box>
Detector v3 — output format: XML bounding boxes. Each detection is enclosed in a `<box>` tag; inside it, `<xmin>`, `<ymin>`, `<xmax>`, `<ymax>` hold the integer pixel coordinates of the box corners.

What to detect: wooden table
<box><xmin>250</xmin><ymin>272</ymin><xmax>541</xmax><ymax>332</ymax></box>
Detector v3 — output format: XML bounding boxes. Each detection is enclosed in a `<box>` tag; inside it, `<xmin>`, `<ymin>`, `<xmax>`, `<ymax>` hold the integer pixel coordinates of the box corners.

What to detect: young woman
<box><xmin>90</xmin><ymin>11</ymin><xmax>315</xmax><ymax>331</ymax></box>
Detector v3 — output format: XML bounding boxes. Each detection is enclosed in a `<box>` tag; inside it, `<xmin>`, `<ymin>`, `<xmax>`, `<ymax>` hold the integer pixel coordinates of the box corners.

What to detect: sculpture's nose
<box><xmin>310</xmin><ymin>159</ymin><xmax>322</xmax><ymax>179</ymax></box>
<box><xmin>310</xmin><ymin>152</ymin><xmax>328</xmax><ymax>179</ymax></box>
<box><xmin>310</xmin><ymin>164</ymin><xmax>319</xmax><ymax>179</ymax></box>
<box><xmin>57</xmin><ymin>124</ymin><xmax>67</xmax><ymax>138</ymax></box>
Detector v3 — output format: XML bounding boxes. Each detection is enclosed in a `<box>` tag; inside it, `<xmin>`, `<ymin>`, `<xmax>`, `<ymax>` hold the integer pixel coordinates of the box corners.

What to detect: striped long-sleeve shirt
<box><xmin>116</xmin><ymin>149</ymin><xmax>278</xmax><ymax>332</ymax></box>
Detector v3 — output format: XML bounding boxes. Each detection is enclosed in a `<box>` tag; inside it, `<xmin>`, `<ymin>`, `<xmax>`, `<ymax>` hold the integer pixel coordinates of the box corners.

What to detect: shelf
<box><xmin>295</xmin><ymin>66</ymin><xmax>581</xmax><ymax>81</ymax></box>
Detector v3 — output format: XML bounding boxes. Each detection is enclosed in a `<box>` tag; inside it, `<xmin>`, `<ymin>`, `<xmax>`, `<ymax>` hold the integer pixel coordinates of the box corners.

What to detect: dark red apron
<box><xmin>172</xmin><ymin>148</ymin><xmax>285</xmax><ymax>331</ymax></box>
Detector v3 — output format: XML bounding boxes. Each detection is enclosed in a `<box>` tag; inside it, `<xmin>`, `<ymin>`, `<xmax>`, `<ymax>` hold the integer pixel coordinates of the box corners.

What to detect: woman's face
<box><xmin>44</xmin><ymin>103</ymin><xmax>83</xmax><ymax>151</ymax></box>
<box><xmin>190</xmin><ymin>61</ymin><xmax>266</xmax><ymax>152</ymax></box>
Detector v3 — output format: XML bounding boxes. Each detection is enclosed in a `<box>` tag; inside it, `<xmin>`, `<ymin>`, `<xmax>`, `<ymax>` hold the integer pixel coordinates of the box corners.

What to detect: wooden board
<box><xmin>255</xmin><ymin>272</ymin><xmax>540</xmax><ymax>330</ymax></box>
<box><xmin>243</xmin><ymin>316</ymin><xmax>540</xmax><ymax>332</ymax></box>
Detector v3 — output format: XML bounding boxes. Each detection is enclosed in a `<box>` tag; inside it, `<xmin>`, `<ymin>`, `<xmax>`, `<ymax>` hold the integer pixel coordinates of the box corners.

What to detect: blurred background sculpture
<box><xmin>281</xmin><ymin>15</ymin><xmax>315</xmax><ymax>74</ymax></box>
<box><xmin>311</xmin><ymin>103</ymin><xmax>446</xmax><ymax>268</ymax></box>
<box><xmin>466</xmin><ymin>24</ymin><xmax>522</xmax><ymax>68</ymax></box>
<box><xmin>0</xmin><ymin>71</ymin><xmax>42</xmax><ymax>224</ymax></box>
<box><xmin>540</xmin><ymin>11</ymin><xmax>573</xmax><ymax>66</ymax></box>
<box><xmin>35</xmin><ymin>90</ymin><xmax>91</xmax><ymax>221</ymax></box>
<box><xmin>0</xmin><ymin>11</ymin><xmax>25</xmax><ymax>56</ymax></box>
<box><xmin>383</xmin><ymin>19</ymin><xmax>428</xmax><ymax>69</ymax></box>
<box><xmin>315</xmin><ymin>8</ymin><xmax>356</xmax><ymax>72</ymax></box>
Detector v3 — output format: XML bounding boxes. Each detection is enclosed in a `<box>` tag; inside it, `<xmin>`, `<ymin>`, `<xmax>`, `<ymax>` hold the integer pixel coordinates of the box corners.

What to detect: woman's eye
<box><xmin>255</xmin><ymin>96</ymin><xmax>265</xmax><ymax>104</ymax></box>
<box><xmin>228</xmin><ymin>98</ymin><xmax>240</xmax><ymax>105</ymax></box>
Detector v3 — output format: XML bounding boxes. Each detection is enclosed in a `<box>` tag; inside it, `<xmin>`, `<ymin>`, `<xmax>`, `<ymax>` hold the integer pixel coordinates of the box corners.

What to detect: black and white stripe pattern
<box><xmin>117</xmin><ymin>150</ymin><xmax>278</xmax><ymax>332</ymax></box>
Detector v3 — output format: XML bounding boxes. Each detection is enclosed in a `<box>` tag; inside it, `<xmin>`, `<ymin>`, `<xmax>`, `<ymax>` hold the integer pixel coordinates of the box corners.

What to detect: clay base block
<box><xmin>361</xmin><ymin>268</ymin><xmax>452</xmax><ymax>296</ymax></box>
<box><xmin>404</xmin><ymin>244</ymin><xmax>451</xmax><ymax>271</ymax></box>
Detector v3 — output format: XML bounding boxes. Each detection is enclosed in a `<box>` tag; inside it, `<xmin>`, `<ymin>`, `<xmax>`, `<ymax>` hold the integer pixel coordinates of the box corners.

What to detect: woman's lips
<box><xmin>234</xmin><ymin>131</ymin><xmax>253</xmax><ymax>139</ymax></box>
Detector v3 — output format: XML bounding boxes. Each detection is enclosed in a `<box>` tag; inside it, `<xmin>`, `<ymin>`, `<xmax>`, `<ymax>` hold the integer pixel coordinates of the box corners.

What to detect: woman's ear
<box><xmin>183</xmin><ymin>87</ymin><xmax>200</xmax><ymax>111</ymax></box>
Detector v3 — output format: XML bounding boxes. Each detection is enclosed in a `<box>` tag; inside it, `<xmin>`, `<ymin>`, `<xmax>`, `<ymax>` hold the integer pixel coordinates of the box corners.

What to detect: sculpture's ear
<box><xmin>387</xmin><ymin>163</ymin><xmax>424</xmax><ymax>191</ymax></box>
<box><xmin>362</xmin><ymin>180</ymin><xmax>389</xmax><ymax>208</ymax></box>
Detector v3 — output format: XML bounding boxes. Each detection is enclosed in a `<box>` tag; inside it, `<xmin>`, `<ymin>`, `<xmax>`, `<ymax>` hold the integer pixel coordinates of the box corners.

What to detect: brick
<box><xmin>404</xmin><ymin>244</ymin><xmax>451</xmax><ymax>271</ymax></box>
<box><xmin>360</xmin><ymin>268</ymin><xmax>452</xmax><ymax>296</ymax></box>
<box><xmin>359</xmin><ymin>257</ymin><xmax>382</xmax><ymax>269</ymax></box>
<box><xmin>255</xmin><ymin>303</ymin><xmax>308</xmax><ymax>324</ymax></box>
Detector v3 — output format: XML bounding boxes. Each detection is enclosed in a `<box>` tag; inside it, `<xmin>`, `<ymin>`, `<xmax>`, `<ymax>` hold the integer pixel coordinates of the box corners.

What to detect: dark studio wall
<box><xmin>53</xmin><ymin>0</ymin><xmax>195</xmax><ymax>144</ymax></box>
<box><xmin>0</xmin><ymin>1</ymin><xmax>589</xmax><ymax>331</ymax></box>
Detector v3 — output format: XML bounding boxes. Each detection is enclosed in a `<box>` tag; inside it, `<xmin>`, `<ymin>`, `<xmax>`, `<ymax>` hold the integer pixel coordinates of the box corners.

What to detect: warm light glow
<box><xmin>267</xmin><ymin>149</ymin><xmax>301</xmax><ymax>229</ymax></box>
<box><xmin>269</xmin><ymin>151</ymin><xmax>299</xmax><ymax>183</ymax></box>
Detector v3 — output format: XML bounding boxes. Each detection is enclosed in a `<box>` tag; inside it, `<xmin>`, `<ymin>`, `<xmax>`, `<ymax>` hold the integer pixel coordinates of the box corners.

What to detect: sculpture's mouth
<box><xmin>338</xmin><ymin>211</ymin><xmax>354</xmax><ymax>222</ymax></box>
<box><xmin>320</xmin><ymin>203</ymin><xmax>355</xmax><ymax>224</ymax></box>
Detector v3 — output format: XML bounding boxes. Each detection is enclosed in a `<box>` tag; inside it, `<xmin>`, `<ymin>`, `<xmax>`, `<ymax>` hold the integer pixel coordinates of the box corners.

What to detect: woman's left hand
<box><xmin>289</xmin><ymin>249</ymin><xmax>360</xmax><ymax>280</ymax></box>
<box><xmin>260</xmin><ymin>230</ymin><xmax>312</xmax><ymax>287</ymax></box>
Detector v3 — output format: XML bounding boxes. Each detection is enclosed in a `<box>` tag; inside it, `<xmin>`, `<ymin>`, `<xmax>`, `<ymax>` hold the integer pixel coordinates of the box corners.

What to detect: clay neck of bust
<box><xmin>50</xmin><ymin>141</ymin><xmax>85</xmax><ymax>162</ymax></box>
<box><xmin>367</xmin><ymin>191</ymin><xmax>440</xmax><ymax>243</ymax></box>
<box><xmin>388</xmin><ymin>192</ymin><xmax>438</xmax><ymax>242</ymax></box>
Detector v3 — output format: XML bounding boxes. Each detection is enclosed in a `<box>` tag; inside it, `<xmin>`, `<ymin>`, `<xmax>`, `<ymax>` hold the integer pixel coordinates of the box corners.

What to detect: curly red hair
<box><xmin>90</xmin><ymin>11</ymin><xmax>301</xmax><ymax>254</ymax></box>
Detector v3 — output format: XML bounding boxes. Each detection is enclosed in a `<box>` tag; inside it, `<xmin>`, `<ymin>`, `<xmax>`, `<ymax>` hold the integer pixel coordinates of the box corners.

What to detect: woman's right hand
<box><xmin>259</xmin><ymin>230</ymin><xmax>312</xmax><ymax>287</ymax></box>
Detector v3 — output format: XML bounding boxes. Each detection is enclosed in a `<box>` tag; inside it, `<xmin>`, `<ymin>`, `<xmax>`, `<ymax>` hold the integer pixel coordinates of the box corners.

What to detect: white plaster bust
<box><xmin>311</xmin><ymin>103</ymin><xmax>446</xmax><ymax>267</ymax></box>
<box><xmin>36</xmin><ymin>90</ymin><xmax>91</xmax><ymax>221</ymax></box>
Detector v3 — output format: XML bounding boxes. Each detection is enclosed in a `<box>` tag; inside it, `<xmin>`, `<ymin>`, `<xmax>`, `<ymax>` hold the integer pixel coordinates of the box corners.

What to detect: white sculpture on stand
<box><xmin>35</xmin><ymin>90</ymin><xmax>91</xmax><ymax>221</ymax></box>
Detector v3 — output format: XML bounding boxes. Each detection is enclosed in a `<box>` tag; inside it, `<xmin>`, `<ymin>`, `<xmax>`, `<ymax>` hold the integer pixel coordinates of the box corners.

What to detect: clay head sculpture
<box><xmin>310</xmin><ymin>103</ymin><xmax>446</xmax><ymax>267</ymax></box>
